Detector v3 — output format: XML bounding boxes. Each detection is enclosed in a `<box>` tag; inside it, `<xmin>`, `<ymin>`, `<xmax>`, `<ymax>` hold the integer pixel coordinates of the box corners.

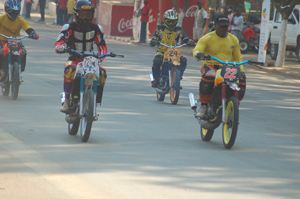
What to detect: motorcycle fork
<box><xmin>8</xmin><ymin>52</ymin><xmax>22</xmax><ymax>83</ymax></box>
<box><xmin>79</xmin><ymin>76</ymin><xmax>98</xmax><ymax>118</ymax></box>
<box><xmin>222</xmin><ymin>83</ymin><xmax>239</xmax><ymax>123</ymax></box>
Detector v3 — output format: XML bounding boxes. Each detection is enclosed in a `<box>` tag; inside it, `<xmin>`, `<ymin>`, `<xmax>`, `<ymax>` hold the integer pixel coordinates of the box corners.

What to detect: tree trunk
<box><xmin>171</xmin><ymin>0</ymin><xmax>178</xmax><ymax>8</ymax></box>
<box><xmin>275</xmin><ymin>19</ymin><xmax>287</xmax><ymax>67</ymax></box>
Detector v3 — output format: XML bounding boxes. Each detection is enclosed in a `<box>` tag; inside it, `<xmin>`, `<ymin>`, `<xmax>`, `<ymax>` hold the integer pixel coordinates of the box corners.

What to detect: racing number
<box><xmin>169</xmin><ymin>50</ymin><xmax>178</xmax><ymax>57</ymax></box>
<box><xmin>10</xmin><ymin>41</ymin><xmax>19</xmax><ymax>48</ymax></box>
<box><xmin>224</xmin><ymin>68</ymin><xmax>237</xmax><ymax>79</ymax></box>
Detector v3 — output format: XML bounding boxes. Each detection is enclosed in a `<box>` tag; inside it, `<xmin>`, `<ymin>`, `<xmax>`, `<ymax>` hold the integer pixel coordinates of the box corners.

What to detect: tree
<box><xmin>271</xmin><ymin>0</ymin><xmax>300</xmax><ymax>67</ymax></box>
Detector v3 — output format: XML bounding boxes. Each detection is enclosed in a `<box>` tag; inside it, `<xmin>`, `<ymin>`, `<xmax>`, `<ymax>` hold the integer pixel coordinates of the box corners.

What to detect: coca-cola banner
<box><xmin>111</xmin><ymin>5</ymin><xmax>134</xmax><ymax>36</ymax></box>
<box><xmin>98</xmin><ymin>2</ymin><xmax>133</xmax><ymax>37</ymax></box>
<box><xmin>159</xmin><ymin>0</ymin><xmax>207</xmax><ymax>39</ymax></box>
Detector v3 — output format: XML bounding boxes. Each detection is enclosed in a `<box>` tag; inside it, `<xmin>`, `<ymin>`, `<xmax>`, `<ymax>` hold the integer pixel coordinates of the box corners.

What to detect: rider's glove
<box><xmin>149</xmin><ymin>39</ymin><xmax>156</xmax><ymax>47</ymax></box>
<box><xmin>196</xmin><ymin>53</ymin><xmax>205</xmax><ymax>60</ymax></box>
<box><xmin>187</xmin><ymin>39</ymin><xmax>196</xmax><ymax>46</ymax></box>
<box><xmin>31</xmin><ymin>33</ymin><xmax>39</xmax><ymax>40</ymax></box>
<box><xmin>55</xmin><ymin>44</ymin><xmax>67</xmax><ymax>54</ymax></box>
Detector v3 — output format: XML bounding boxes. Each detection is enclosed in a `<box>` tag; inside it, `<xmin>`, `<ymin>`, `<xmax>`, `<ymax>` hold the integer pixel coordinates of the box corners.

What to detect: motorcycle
<box><xmin>0</xmin><ymin>33</ymin><xmax>39</xmax><ymax>100</ymax></box>
<box><xmin>149</xmin><ymin>42</ymin><xmax>187</xmax><ymax>105</ymax></box>
<box><xmin>189</xmin><ymin>55</ymin><xmax>264</xmax><ymax>149</ymax></box>
<box><xmin>60</xmin><ymin>49</ymin><xmax>124</xmax><ymax>142</ymax></box>
<box><xmin>239</xmin><ymin>23</ymin><xmax>261</xmax><ymax>54</ymax></box>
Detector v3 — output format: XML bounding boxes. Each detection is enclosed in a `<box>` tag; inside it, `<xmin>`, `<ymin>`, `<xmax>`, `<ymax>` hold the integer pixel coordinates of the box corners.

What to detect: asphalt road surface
<box><xmin>0</xmin><ymin>22</ymin><xmax>299</xmax><ymax>199</ymax></box>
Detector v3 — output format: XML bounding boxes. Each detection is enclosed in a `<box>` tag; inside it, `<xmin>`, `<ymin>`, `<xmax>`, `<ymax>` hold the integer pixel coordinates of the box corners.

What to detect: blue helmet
<box><xmin>5</xmin><ymin>0</ymin><xmax>21</xmax><ymax>21</ymax></box>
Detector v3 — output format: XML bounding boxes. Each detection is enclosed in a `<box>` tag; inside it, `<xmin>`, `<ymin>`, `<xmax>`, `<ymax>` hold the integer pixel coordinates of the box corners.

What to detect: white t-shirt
<box><xmin>231</xmin><ymin>15</ymin><xmax>243</xmax><ymax>31</ymax></box>
<box><xmin>194</xmin><ymin>9</ymin><xmax>207</xmax><ymax>28</ymax></box>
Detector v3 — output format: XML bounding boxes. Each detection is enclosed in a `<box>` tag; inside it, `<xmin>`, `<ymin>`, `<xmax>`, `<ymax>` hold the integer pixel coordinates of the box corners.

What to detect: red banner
<box><xmin>98</xmin><ymin>2</ymin><xmax>134</xmax><ymax>37</ymax></box>
<box><xmin>148</xmin><ymin>0</ymin><xmax>159</xmax><ymax>36</ymax></box>
<box><xmin>110</xmin><ymin>5</ymin><xmax>134</xmax><ymax>36</ymax></box>
<box><xmin>159</xmin><ymin>0</ymin><xmax>207</xmax><ymax>39</ymax></box>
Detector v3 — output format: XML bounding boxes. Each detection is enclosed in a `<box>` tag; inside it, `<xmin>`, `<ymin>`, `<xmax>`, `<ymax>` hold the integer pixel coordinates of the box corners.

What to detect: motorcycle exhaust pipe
<box><xmin>188</xmin><ymin>93</ymin><xmax>197</xmax><ymax>110</ymax></box>
<box><xmin>60</xmin><ymin>92</ymin><xmax>65</xmax><ymax>106</ymax></box>
<box><xmin>149</xmin><ymin>73</ymin><xmax>154</xmax><ymax>82</ymax></box>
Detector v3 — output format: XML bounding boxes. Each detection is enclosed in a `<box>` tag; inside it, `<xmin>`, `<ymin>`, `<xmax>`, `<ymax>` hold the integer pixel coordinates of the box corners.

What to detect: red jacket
<box><xmin>140</xmin><ymin>4</ymin><xmax>150</xmax><ymax>22</ymax></box>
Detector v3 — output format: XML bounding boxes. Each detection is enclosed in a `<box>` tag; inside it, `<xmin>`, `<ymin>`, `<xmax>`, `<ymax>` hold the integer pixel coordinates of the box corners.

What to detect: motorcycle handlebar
<box><xmin>0</xmin><ymin>34</ymin><xmax>38</xmax><ymax>40</ymax></box>
<box><xmin>197</xmin><ymin>55</ymin><xmax>265</xmax><ymax>68</ymax></box>
<box><xmin>64</xmin><ymin>48</ymin><xmax>124</xmax><ymax>59</ymax></box>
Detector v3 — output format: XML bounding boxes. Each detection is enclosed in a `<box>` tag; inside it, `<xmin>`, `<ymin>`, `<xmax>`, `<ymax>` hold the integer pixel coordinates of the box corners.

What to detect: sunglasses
<box><xmin>76</xmin><ymin>11</ymin><xmax>93</xmax><ymax>20</ymax></box>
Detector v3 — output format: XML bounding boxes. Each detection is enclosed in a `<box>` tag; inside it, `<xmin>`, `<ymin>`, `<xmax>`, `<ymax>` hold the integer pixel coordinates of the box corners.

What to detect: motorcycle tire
<box><xmin>2</xmin><ymin>84</ymin><xmax>9</xmax><ymax>96</ymax></box>
<box><xmin>157</xmin><ymin>91</ymin><xmax>165</xmax><ymax>101</ymax></box>
<box><xmin>80</xmin><ymin>88</ymin><xmax>94</xmax><ymax>142</ymax></box>
<box><xmin>11</xmin><ymin>62</ymin><xmax>20</xmax><ymax>100</ymax></box>
<box><xmin>170</xmin><ymin>68</ymin><xmax>181</xmax><ymax>105</ymax></box>
<box><xmin>270</xmin><ymin>43</ymin><xmax>278</xmax><ymax>60</ymax></box>
<box><xmin>222</xmin><ymin>96</ymin><xmax>239</xmax><ymax>149</ymax></box>
<box><xmin>200</xmin><ymin>127</ymin><xmax>214</xmax><ymax>141</ymax></box>
<box><xmin>68</xmin><ymin>120</ymin><xmax>80</xmax><ymax>135</ymax></box>
<box><xmin>239</xmin><ymin>39</ymin><xmax>250</xmax><ymax>54</ymax></box>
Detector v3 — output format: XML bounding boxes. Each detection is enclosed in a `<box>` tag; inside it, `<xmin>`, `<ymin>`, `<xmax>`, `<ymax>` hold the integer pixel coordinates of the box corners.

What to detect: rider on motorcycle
<box><xmin>149</xmin><ymin>9</ymin><xmax>195</xmax><ymax>87</ymax></box>
<box><xmin>55</xmin><ymin>0</ymin><xmax>107</xmax><ymax>113</ymax></box>
<box><xmin>193</xmin><ymin>15</ymin><xmax>246</xmax><ymax>118</ymax></box>
<box><xmin>0</xmin><ymin>0</ymin><xmax>39</xmax><ymax>81</ymax></box>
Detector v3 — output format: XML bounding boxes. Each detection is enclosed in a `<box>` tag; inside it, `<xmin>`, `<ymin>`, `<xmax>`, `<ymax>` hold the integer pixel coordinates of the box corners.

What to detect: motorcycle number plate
<box><xmin>76</xmin><ymin>56</ymin><xmax>99</xmax><ymax>77</ymax></box>
<box><xmin>221</xmin><ymin>65</ymin><xmax>241</xmax><ymax>81</ymax></box>
<box><xmin>164</xmin><ymin>48</ymin><xmax>181</xmax><ymax>65</ymax></box>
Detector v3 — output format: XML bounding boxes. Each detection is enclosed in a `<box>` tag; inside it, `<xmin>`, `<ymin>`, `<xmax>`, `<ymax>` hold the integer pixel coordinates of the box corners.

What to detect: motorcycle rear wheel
<box><xmin>222</xmin><ymin>97</ymin><xmax>239</xmax><ymax>149</ymax></box>
<box><xmin>80</xmin><ymin>88</ymin><xmax>94</xmax><ymax>142</ymax></box>
<box><xmin>170</xmin><ymin>68</ymin><xmax>181</xmax><ymax>105</ymax></box>
<box><xmin>11</xmin><ymin>62</ymin><xmax>20</xmax><ymax>100</ymax></box>
<box><xmin>157</xmin><ymin>91</ymin><xmax>165</xmax><ymax>101</ymax></box>
<box><xmin>239</xmin><ymin>39</ymin><xmax>250</xmax><ymax>54</ymax></box>
<box><xmin>68</xmin><ymin>120</ymin><xmax>80</xmax><ymax>135</ymax></box>
<box><xmin>200</xmin><ymin>127</ymin><xmax>214</xmax><ymax>141</ymax></box>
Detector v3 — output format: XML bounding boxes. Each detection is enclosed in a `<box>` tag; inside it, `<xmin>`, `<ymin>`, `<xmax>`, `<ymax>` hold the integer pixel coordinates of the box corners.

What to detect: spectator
<box><xmin>138</xmin><ymin>0</ymin><xmax>149</xmax><ymax>43</ymax></box>
<box><xmin>25</xmin><ymin>0</ymin><xmax>33</xmax><ymax>19</ymax></box>
<box><xmin>173</xmin><ymin>5</ymin><xmax>185</xmax><ymax>27</ymax></box>
<box><xmin>38</xmin><ymin>0</ymin><xmax>46</xmax><ymax>22</ymax></box>
<box><xmin>230</xmin><ymin>7</ymin><xmax>243</xmax><ymax>40</ymax></box>
<box><xmin>66</xmin><ymin>0</ymin><xmax>75</xmax><ymax>23</ymax></box>
<box><xmin>193</xmin><ymin>1</ymin><xmax>207</xmax><ymax>41</ymax></box>
<box><xmin>58</xmin><ymin>0</ymin><xmax>68</xmax><ymax>25</ymax></box>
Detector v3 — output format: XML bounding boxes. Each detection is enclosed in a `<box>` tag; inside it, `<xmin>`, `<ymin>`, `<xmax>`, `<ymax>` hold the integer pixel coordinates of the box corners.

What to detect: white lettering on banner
<box><xmin>118</xmin><ymin>18</ymin><xmax>133</xmax><ymax>33</ymax></box>
<box><xmin>186</xmin><ymin>5</ymin><xmax>198</xmax><ymax>18</ymax></box>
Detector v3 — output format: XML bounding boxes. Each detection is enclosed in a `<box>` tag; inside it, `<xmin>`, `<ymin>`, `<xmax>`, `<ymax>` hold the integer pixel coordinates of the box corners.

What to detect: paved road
<box><xmin>0</xmin><ymin>22</ymin><xmax>300</xmax><ymax>199</ymax></box>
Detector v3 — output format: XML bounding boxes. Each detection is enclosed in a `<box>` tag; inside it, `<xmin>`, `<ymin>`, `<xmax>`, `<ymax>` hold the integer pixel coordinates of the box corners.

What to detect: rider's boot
<box><xmin>60</xmin><ymin>93</ymin><xmax>70</xmax><ymax>113</ymax></box>
<box><xmin>196</xmin><ymin>103</ymin><xmax>207</xmax><ymax>118</ymax></box>
<box><xmin>151</xmin><ymin>78</ymin><xmax>159</xmax><ymax>87</ymax></box>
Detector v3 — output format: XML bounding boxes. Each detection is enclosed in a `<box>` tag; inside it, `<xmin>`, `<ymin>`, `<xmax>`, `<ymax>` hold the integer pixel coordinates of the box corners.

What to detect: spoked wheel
<box><xmin>222</xmin><ymin>97</ymin><xmax>239</xmax><ymax>149</ymax></box>
<box><xmin>80</xmin><ymin>89</ymin><xmax>94</xmax><ymax>142</ymax></box>
<box><xmin>68</xmin><ymin>120</ymin><xmax>80</xmax><ymax>135</ymax></box>
<box><xmin>200</xmin><ymin>126</ymin><xmax>214</xmax><ymax>141</ymax></box>
<box><xmin>11</xmin><ymin>62</ymin><xmax>20</xmax><ymax>100</ymax></box>
<box><xmin>170</xmin><ymin>68</ymin><xmax>181</xmax><ymax>105</ymax></box>
<box><xmin>157</xmin><ymin>91</ymin><xmax>165</xmax><ymax>101</ymax></box>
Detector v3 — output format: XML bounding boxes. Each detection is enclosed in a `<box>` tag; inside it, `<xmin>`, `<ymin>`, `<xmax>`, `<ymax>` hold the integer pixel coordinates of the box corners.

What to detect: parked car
<box><xmin>269</xmin><ymin>5</ymin><xmax>300</xmax><ymax>63</ymax></box>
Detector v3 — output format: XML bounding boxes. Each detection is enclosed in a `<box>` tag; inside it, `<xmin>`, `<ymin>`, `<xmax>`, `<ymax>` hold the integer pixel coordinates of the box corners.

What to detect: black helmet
<box><xmin>163</xmin><ymin>9</ymin><xmax>178</xmax><ymax>31</ymax></box>
<box><xmin>73</xmin><ymin>0</ymin><xmax>95</xmax><ymax>28</ymax></box>
<box><xmin>4</xmin><ymin>0</ymin><xmax>20</xmax><ymax>21</ymax></box>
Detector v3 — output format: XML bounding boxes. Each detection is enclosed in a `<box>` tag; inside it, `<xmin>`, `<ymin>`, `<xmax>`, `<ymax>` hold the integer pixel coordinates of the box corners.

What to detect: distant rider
<box><xmin>55</xmin><ymin>0</ymin><xmax>107</xmax><ymax>113</ymax></box>
<box><xmin>149</xmin><ymin>9</ymin><xmax>195</xmax><ymax>87</ymax></box>
<box><xmin>193</xmin><ymin>15</ymin><xmax>246</xmax><ymax>118</ymax></box>
<box><xmin>0</xmin><ymin>0</ymin><xmax>39</xmax><ymax>81</ymax></box>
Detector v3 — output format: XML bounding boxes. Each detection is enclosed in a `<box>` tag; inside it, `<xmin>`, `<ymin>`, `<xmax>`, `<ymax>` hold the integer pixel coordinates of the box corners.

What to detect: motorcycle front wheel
<box><xmin>222</xmin><ymin>96</ymin><xmax>239</xmax><ymax>149</ymax></box>
<box><xmin>80</xmin><ymin>88</ymin><xmax>94</xmax><ymax>142</ymax></box>
<box><xmin>200</xmin><ymin>127</ymin><xmax>214</xmax><ymax>141</ymax></box>
<box><xmin>170</xmin><ymin>68</ymin><xmax>181</xmax><ymax>105</ymax></box>
<box><xmin>11</xmin><ymin>62</ymin><xmax>20</xmax><ymax>100</ymax></box>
